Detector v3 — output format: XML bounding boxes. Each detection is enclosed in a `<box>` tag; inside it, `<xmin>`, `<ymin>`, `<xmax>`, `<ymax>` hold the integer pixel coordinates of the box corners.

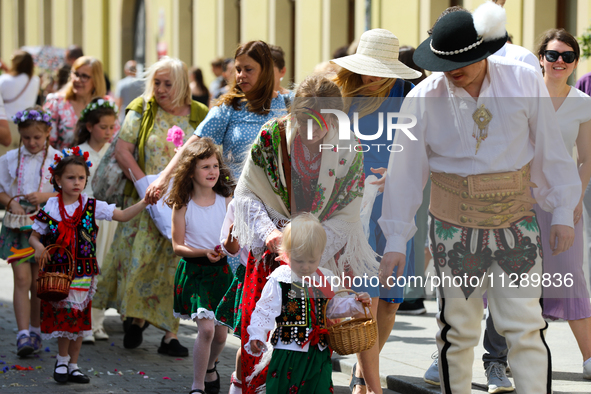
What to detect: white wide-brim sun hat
<box><xmin>331</xmin><ymin>29</ymin><xmax>423</xmax><ymax>80</ymax></box>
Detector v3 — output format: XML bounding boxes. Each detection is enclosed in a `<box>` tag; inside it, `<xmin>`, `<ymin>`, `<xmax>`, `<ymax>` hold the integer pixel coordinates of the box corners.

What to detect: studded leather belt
<box><xmin>429</xmin><ymin>163</ymin><xmax>536</xmax><ymax>229</ymax></box>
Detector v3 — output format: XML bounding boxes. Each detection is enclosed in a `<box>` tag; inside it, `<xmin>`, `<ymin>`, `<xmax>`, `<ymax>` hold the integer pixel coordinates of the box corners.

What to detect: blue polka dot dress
<box><xmin>195</xmin><ymin>94</ymin><xmax>290</xmax><ymax>178</ymax></box>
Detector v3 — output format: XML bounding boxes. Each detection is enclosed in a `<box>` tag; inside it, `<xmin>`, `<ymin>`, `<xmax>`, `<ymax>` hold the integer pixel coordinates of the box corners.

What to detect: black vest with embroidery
<box><xmin>270</xmin><ymin>282</ymin><xmax>329</xmax><ymax>348</ymax></box>
<box><xmin>34</xmin><ymin>198</ymin><xmax>100</xmax><ymax>277</ymax></box>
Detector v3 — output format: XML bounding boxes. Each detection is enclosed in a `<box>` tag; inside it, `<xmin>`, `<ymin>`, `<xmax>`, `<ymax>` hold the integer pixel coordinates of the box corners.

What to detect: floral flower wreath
<box><xmin>48</xmin><ymin>146</ymin><xmax>92</xmax><ymax>175</ymax></box>
<box><xmin>12</xmin><ymin>109</ymin><xmax>52</xmax><ymax>126</ymax></box>
<box><xmin>79</xmin><ymin>99</ymin><xmax>119</xmax><ymax>123</ymax></box>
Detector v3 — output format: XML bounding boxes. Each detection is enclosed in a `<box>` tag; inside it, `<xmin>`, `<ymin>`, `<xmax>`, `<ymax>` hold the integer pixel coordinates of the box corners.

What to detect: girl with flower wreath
<box><xmin>0</xmin><ymin>106</ymin><xmax>58</xmax><ymax>357</ymax></box>
<box><xmin>73</xmin><ymin>97</ymin><xmax>119</xmax><ymax>344</ymax></box>
<box><xmin>29</xmin><ymin>148</ymin><xmax>148</xmax><ymax>385</ymax></box>
<box><xmin>165</xmin><ymin>137</ymin><xmax>235</xmax><ymax>394</ymax></box>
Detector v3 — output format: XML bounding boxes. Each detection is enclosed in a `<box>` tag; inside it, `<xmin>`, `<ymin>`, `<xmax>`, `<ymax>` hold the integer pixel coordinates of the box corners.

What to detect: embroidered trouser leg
<box><xmin>430</xmin><ymin>214</ymin><xmax>550</xmax><ymax>394</ymax></box>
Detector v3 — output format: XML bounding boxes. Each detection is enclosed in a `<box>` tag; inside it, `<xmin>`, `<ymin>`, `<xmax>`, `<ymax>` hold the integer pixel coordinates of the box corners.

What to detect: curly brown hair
<box><xmin>165</xmin><ymin>137</ymin><xmax>234</xmax><ymax>209</ymax></box>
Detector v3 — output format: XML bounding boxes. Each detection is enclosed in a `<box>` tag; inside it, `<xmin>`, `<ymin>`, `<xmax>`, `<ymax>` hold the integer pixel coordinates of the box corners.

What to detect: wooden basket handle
<box><xmin>322</xmin><ymin>288</ymin><xmax>374</xmax><ymax>324</ymax></box>
<box><xmin>38</xmin><ymin>244</ymin><xmax>75</xmax><ymax>281</ymax></box>
<box><xmin>6</xmin><ymin>194</ymin><xmax>40</xmax><ymax>213</ymax></box>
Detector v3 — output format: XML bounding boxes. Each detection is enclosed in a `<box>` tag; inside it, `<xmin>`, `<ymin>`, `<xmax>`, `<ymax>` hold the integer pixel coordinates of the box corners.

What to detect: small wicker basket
<box><xmin>2</xmin><ymin>195</ymin><xmax>38</xmax><ymax>230</ymax></box>
<box><xmin>323</xmin><ymin>289</ymin><xmax>378</xmax><ymax>355</ymax></box>
<box><xmin>36</xmin><ymin>245</ymin><xmax>74</xmax><ymax>302</ymax></box>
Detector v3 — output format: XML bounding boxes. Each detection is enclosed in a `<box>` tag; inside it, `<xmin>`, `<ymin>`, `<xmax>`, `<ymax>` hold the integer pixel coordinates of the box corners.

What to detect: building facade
<box><xmin>0</xmin><ymin>0</ymin><xmax>589</xmax><ymax>87</ymax></box>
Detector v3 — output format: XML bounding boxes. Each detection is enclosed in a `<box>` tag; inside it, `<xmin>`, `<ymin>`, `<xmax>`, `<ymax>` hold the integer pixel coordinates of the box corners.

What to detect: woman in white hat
<box><xmin>330</xmin><ymin>28</ymin><xmax>423</xmax><ymax>394</ymax></box>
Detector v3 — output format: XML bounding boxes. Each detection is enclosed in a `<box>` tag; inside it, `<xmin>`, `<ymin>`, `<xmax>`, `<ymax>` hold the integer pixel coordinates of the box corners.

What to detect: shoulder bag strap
<box><xmin>278</xmin><ymin>119</ymin><xmax>293</xmax><ymax>213</ymax></box>
<box><xmin>4</xmin><ymin>77</ymin><xmax>32</xmax><ymax>104</ymax></box>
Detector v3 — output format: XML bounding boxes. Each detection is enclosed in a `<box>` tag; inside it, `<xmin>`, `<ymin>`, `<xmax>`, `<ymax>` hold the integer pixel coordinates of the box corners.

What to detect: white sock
<box><xmin>584</xmin><ymin>357</ymin><xmax>591</xmax><ymax>366</ymax></box>
<box><xmin>17</xmin><ymin>329</ymin><xmax>29</xmax><ymax>340</ymax></box>
<box><xmin>68</xmin><ymin>363</ymin><xmax>83</xmax><ymax>376</ymax></box>
<box><xmin>229</xmin><ymin>371</ymin><xmax>243</xmax><ymax>394</ymax></box>
<box><xmin>55</xmin><ymin>354</ymin><xmax>70</xmax><ymax>374</ymax></box>
<box><xmin>29</xmin><ymin>325</ymin><xmax>41</xmax><ymax>336</ymax></box>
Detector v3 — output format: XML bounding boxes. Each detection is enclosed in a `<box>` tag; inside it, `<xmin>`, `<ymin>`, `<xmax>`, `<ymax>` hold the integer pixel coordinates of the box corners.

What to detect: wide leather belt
<box><xmin>429</xmin><ymin>163</ymin><xmax>537</xmax><ymax>229</ymax></box>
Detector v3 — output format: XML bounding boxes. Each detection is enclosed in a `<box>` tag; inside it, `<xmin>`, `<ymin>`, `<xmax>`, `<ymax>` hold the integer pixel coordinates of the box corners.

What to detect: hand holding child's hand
<box><xmin>355</xmin><ymin>292</ymin><xmax>372</xmax><ymax>305</ymax></box>
<box><xmin>25</xmin><ymin>192</ymin><xmax>42</xmax><ymax>206</ymax></box>
<box><xmin>250</xmin><ymin>340</ymin><xmax>264</xmax><ymax>354</ymax></box>
<box><xmin>9</xmin><ymin>200</ymin><xmax>25</xmax><ymax>215</ymax></box>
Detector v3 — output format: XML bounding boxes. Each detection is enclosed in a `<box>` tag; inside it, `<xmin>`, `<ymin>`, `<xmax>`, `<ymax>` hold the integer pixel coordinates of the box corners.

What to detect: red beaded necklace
<box><xmin>55</xmin><ymin>193</ymin><xmax>84</xmax><ymax>248</ymax></box>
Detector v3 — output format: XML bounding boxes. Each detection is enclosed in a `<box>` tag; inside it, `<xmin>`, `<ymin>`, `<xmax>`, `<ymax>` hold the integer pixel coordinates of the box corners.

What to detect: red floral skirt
<box><xmin>40</xmin><ymin>299</ymin><xmax>92</xmax><ymax>340</ymax></box>
<box><xmin>240</xmin><ymin>251</ymin><xmax>284</xmax><ymax>394</ymax></box>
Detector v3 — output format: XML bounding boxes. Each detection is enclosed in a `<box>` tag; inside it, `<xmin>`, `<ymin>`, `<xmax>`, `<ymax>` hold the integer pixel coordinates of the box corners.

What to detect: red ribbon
<box><xmin>303</xmin><ymin>326</ymin><xmax>330</xmax><ymax>347</ymax></box>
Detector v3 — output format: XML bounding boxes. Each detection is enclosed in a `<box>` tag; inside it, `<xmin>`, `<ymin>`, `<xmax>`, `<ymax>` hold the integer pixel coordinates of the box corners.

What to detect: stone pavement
<box><xmin>0</xmin><ymin>262</ymin><xmax>400</xmax><ymax>394</ymax></box>
<box><xmin>1</xmin><ymin>256</ymin><xmax>590</xmax><ymax>394</ymax></box>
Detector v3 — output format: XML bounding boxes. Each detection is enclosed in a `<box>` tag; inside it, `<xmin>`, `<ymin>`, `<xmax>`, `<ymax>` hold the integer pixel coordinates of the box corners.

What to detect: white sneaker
<box><xmin>583</xmin><ymin>360</ymin><xmax>591</xmax><ymax>380</ymax></box>
<box><xmin>82</xmin><ymin>334</ymin><xmax>95</xmax><ymax>344</ymax></box>
<box><xmin>93</xmin><ymin>327</ymin><xmax>109</xmax><ymax>340</ymax></box>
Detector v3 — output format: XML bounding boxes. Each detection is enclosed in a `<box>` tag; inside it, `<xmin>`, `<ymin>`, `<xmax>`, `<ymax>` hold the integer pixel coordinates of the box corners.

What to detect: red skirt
<box><xmin>40</xmin><ymin>299</ymin><xmax>92</xmax><ymax>340</ymax></box>
<box><xmin>240</xmin><ymin>251</ymin><xmax>285</xmax><ymax>394</ymax></box>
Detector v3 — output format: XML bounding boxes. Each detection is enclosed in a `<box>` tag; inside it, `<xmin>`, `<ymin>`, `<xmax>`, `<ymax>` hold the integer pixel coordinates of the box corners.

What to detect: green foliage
<box><xmin>579</xmin><ymin>26</ymin><xmax>591</xmax><ymax>59</ymax></box>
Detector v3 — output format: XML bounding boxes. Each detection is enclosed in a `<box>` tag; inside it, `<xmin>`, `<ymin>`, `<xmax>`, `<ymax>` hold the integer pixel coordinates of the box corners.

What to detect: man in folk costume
<box><xmin>378</xmin><ymin>2</ymin><xmax>580</xmax><ymax>394</ymax></box>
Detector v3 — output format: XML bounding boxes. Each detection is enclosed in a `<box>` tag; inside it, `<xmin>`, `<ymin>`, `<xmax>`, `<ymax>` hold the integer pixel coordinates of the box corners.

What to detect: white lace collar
<box><xmin>268</xmin><ymin>265</ymin><xmax>335</xmax><ymax>284</ymax></box>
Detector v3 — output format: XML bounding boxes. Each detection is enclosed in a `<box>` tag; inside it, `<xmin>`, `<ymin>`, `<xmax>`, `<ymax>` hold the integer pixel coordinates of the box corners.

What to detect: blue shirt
<box><xmin>195</xmin><ymin>94</ymin><xmax>290</xmax><ymax>177</ymax></box>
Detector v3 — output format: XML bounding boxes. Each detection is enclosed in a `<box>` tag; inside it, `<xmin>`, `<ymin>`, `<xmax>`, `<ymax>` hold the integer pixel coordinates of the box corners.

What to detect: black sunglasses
<box><xmin>544</xmin><ymin>50</ymin><xmax>577</xmax><ymax>64</ymax></box>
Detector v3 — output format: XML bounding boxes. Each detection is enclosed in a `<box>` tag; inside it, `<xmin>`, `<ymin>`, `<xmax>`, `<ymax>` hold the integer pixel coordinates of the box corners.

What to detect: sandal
<box><xmin>205</xmin><ymin>365</ymin><xmax>221</xmax><ymax>394</ymax></box>
<box><xmin>349</xmin><ymin>362</ymin><xmax>366</xmax><ymax>393</ymax></box>
<box><xmin>16</xmin><ymin>334</ymin><xmax>34</xmax><ymax>357</ymax></box>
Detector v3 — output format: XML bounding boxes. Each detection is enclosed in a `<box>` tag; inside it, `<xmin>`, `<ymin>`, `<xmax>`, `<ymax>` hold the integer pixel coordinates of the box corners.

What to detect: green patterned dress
<box><xmin>93</xmin><ymin>108</ymin><xmax>195</xmax><ymax>333</ymax></box>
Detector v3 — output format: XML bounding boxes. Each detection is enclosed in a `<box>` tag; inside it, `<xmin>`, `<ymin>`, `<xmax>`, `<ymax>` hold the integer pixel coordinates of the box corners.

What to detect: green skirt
<box><xmin>266</xmin><ymin>347</ymin><xmax>333</xmax><ymax>393</ymax></box>
<box><xmin>215</xmin><ymin>263</ymin><xmax>246</xmax><ymax>337</ymax></box>
<box><xmin>0</xmin><ymin>226</ymin><xmax>31</xmax><ymax>260</ymax></box>
<box><xmin>173</xmin><ymin>257</ymin><xmax>234</xmax><ymax>321</ymax></box>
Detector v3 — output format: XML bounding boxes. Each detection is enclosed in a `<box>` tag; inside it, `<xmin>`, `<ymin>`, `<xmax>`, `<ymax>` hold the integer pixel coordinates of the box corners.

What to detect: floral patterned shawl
<box><xmin>233</xmin><ymin>116</ymin><xmax>378</xmax><ymax>277</ymax></box>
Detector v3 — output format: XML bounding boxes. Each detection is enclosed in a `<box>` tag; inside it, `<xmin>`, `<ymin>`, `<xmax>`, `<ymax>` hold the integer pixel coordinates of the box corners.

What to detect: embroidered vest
<box><xmin>270</xmin><ymin>282</ymin><xmax>328</xmax><ymax>348</ymax></box>
<box><xmin>34</xmin><ymin>198</ymin><xmax>99</xmax><ymax>277</ymax></box>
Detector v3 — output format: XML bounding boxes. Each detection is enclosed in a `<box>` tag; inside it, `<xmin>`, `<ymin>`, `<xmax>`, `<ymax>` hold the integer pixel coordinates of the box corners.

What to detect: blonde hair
<box><xmin>142</xmin><ymin>56</ymin><xmax>191</xmax><ymax>109</ymax></box>
<box><xmin>280</xmin><ymin>213</ymin><xmax>327</xmax><ymax>260</ymax></box>
<box><xmin>333</xmin><ymin>68</ymin><xmax>396</xmax><ymax>118</ymax></box>
<box><xmin>65</xmin><ymin>56</ymin><xmax>106</xmax><ymax>101</ymax></box>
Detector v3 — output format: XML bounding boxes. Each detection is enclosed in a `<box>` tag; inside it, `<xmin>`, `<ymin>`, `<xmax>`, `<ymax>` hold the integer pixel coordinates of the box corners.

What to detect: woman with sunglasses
<box><xmin>43</xmin><ymin>56</ymin><xmax>118</xmax><ymax>150</ymax></box>
<box><xmin>537</xmin><ymin>28</ymin><xmax>591</xmax><ymax>379</ymax></box>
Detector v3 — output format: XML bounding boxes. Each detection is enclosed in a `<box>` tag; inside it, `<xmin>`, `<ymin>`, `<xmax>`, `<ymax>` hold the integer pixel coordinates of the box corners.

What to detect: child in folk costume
<box><xmin>0</xmin><ymin>107</ymin><xmax>58</xmax><ymax>357</ymax></box>
<box><xmin>29</xmin><ymin>149</ymin><xmax>148</xmax><ymax>384</ymax></box>
<box><xmin>73</xmin><ymin>98</ymin><xmax>119</xmax><ymax>343</ymax></box>
<box><xmin>246</xmin><ymin>213</ymin><xmax>371</xmax><ymax>393</ymax></box>
<box><xmin>166</xmin><ymin>137</ymin><xmax>235</xmax><ymax>394</ymax></box>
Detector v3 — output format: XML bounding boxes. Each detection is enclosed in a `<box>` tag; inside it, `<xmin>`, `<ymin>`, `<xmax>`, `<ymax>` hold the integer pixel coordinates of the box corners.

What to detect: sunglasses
<box><xmin>72</xmin><ymin>71</ymin><xmax>92</xmax><ymax>83</ymax></box>
<box><xmin>544</xmin><ymin>50</ymin><xmax>577</xmax><ymax>64</ymax></box>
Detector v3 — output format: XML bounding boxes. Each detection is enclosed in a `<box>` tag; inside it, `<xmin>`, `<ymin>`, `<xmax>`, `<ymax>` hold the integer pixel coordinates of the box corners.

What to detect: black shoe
<box><xmin>204</xmin><ymin>365</ymin><xmax>220</xmax><ymax>394</ymax></box>
<box><xmin>68</xmin><ymin>369</ymin><xmax>90</xmax><ymax>384</ymax></box>
<box><xmin>157</xmin><ymin>336</ymin><xmax>189</xmax><ymax>357</ymax></box>
<box><xmin>123</xmin><ymin>318</ymin><xmax>149</xmax><ymax>333</ymax></box>
<box><xmin>123</xmin><ymin>323</ymin><xmax>144</xmax><ymax>349</ymax></box>
<box><xmin>53</xmin><ymin>361</ymin><xmax>69</xmax><ymax>384</ymax></box>
<box><xmin>397</xmin><ymin>298</ymin><xmax>427</xmax><ymax>315</ymax></box>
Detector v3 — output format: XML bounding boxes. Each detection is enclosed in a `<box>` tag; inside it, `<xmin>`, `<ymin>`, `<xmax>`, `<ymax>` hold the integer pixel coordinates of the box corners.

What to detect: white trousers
<box><xmin>430</xmin><ymin>214</ymin><xmax>551</xmax><ymax>394</ymax></box>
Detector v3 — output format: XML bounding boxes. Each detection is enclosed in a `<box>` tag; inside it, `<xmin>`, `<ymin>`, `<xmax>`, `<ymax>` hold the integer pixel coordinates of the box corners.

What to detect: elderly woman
<box><xmin>93</xmin><ymin>57</ymin><xmax>208</xmax><ymax>356</ymax></box>
<box><xmin>43</xmin><ymin>56</ymin><xmax>115</xmax><ymax>150</ymax></box>
<box><xmin>234</xmin><ymin>74</ymin><xmax>380</xmax><ymax>394</ymax></box>
<box><xmin>0</xmin><ymin>50</ymin><xmax>39</xmax><ymax>150</ymax></box>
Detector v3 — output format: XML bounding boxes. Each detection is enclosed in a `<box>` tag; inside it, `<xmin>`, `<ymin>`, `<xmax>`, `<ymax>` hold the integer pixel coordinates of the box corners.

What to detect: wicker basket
<box><xmin>323</xmin><ymin>289</ymin><xmax>378</xmax><ymax>355</ymax></box>
<box><xmin>2</xmin><ymin>195</ymin><xmax>38</xmax><ymax>230</ymax></box>
<box><xmin>36</xmin><ymin>245</ymin><xmax>74</xmax><ymax>302</ymax></box>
